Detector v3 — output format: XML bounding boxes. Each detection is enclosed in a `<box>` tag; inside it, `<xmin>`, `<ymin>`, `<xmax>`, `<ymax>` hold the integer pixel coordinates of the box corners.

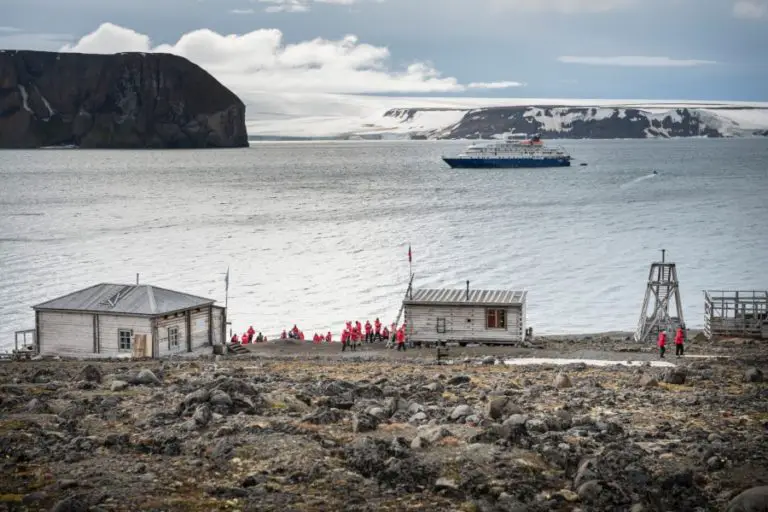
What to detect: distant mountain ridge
<box><xmin>380</xmin><ymin>105</ymin><xmax>768</xmax><ymax>139</ymax></box>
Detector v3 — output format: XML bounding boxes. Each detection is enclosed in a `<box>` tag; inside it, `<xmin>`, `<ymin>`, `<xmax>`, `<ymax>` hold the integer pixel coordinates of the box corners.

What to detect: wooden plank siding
<box><xmin>38</xmin><ymin>312</ymin><xmax>94</xmax><ymax>357</ymax></box>
<box><xmin>93</xmin><ymin>314</ymin><xmax>152</xmax><ymax>358</ymax></box>
<box><xmin>155</xmin><ymin>313</ymin><xmax>189</xmax><ymax>357</ymax></box>
<box><xmin>190</xmin><ymin>308</ymin><xmax>210</xmax><ymax>350</ymax></box>
<box><xmin>212</xmin><ymin>306</ymin><xmax>225</xmax><ymax>345</ymax></box>
<box><xmin>405</xmin><ymin>304</ymin><xmax>524</xmax><ymax>344</ymax></box>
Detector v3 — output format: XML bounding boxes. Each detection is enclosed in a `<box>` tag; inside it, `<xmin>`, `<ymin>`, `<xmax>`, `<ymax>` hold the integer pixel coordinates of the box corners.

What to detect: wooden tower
<box><xmin>634</xmin><ymin>249</ymin><xmax>685</xmax><ymax>342</ymax></box>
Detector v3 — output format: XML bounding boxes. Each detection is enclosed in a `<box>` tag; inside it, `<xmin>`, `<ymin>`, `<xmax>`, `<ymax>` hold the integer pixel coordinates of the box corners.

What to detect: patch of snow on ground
<box><xmin>503</xmin><ymin>357</ymin><xmax>676</xmax><ymax>367</ymax></box>
<box><xmin>706</xmin><ymin>108</ymin><xmax>768</xmax><ymax>130</ymax></box>
<box><xmin>18</xmin><ymin>85</ymin><xmax>32</xmax><ymax>113</ymax></box>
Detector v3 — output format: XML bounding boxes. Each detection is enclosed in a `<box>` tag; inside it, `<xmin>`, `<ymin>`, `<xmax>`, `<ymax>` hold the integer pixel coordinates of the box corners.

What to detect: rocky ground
<box><xmin>1</xmin><ymin>338</ymin><xmax>767</xmax><ymax>512</ymax></box>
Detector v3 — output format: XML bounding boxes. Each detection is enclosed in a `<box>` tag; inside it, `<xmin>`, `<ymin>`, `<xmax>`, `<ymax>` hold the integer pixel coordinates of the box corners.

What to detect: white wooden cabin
<box><xmin>32</xmin><ymin>283</ymin><xmax>226</xmax><ymax>358</ymax></box>
<box><xmin>403</xmin><ymin>286</ymin><xmax>527</xmax><ymax>346</ymax></box>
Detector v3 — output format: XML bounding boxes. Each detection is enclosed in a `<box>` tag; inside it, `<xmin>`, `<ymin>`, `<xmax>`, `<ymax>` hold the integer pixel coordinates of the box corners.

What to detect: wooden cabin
<box><xmin>31</xmin><ymin>283</ymin><xmax>226</xmax><ymax>358</ymax></box>
<box><xmin>403</xmin><ymin>284</ymin><xmax>527</xmax><ymax>346</ymax></box>
<box><xmin>704</xmin><ymin>290</ymin><xmax>768</xmax><ymax>340</ymax></box>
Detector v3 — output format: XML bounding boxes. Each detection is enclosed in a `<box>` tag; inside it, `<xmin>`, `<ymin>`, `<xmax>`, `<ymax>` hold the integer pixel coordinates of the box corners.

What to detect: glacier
<box><xmin>242</xmin><ymin>93</ymin><xmax>768</xmax><ymax>139</ymax></box>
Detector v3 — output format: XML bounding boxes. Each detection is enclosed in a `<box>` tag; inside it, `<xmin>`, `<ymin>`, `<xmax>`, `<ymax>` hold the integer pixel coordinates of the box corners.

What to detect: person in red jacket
<box><xmin>230</xmin><ymin>333</ymin><xmax>239</xmax><ymax>344</ymax></box>
<box><xmin>674</xmin><ymin>326</ymin><xmax>685</xmax><ymax>357</ymax></box>
<box><xmin>351</xmin><ymin>328</ymin><xmax>360</xmax><ymax>352</ymax></box>
<box><xmin>326</xmin><ymin>332</ymin><xmax>332</xmax><ymax>343</ymax></box>
<box><xmin>658</xmin><ymin>330</ymin><xmax>667</xmax><ymax>358</ymax></box>
<box><xmin>247</xmin><ymin>326</ymin><xmax>255</xmax><ymax>339</ymax></box>
<box><xmin>396</xmin><ymin>327</ymin><xmax>406</xmax><ymax>351</ymax></box>
<box><xmin>364</xmin><ymin>321</ymin><xmax>373</xmax><ymax>343</ymax></box>
<box><xmin>374</xmin><ymin>318</ymin><xmax>382</xmax><ymax>341</ymax></box>
<box><xmin>341</xmin><ymin>328</ymin><xmax>349</xmax><ymax>352</ymax></box>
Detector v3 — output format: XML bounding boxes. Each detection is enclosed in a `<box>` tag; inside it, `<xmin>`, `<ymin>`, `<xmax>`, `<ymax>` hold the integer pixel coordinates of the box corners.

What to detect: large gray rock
<box><xmin>662</xmin><ymin>369</ymin><xmax>687</xmax><ymax>385</ymax></box>
<box><xmin>553</xmin><ymin>373</ymin><xmax>572</xmax><ymax>389</ymax></box>
<box><xmin>352</xmin><ymin>413</ymin><xmax>379</xmax><ymax>433</ymax></box>
<box><xmin>744</xmin><ymin>368</ymin><xmax>764</xmax><ymax>383</ymax></box>
<box><xmin>726</xmin><ymin>486</ymin><xmax>768</xmax><ymax>512</ymax></box>
<box><xmin>450</xmin><ymin>405</ymin><xmax>473</xmax><ymax>420</ymax></box>
<box><xmin>485</xmin><ymin>397</ymin><xmax>522</xmax><ymax>421</ymax></box>
<box><xmin>130</xmin><ymin>369</ymin><xmax>161</xmax><ymax>386</ymax></box>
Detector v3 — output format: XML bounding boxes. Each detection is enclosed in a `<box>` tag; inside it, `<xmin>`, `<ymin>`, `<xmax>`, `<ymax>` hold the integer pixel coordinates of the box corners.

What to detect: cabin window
<box><xmin>436</xmin><ymin>318</ymin><xmax>446</xmax><ymax>333</ymax></box>
<box><xmin>168</xmin><ymin>326</ymin><xmax>179</xmax><ymax>349</ymax></box>
<box><xmin>118</xmin><ymin>329</ymin><xmax>133</xmax><ymax>351</ymax></box>
<box><xmin>486</xmin><ymin>309</ymin><xmax>507</xmax><ymax>329</ymax></box>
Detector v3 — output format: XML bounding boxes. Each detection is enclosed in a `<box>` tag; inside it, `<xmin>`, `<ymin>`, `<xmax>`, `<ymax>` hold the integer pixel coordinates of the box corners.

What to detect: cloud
<box><xmin>733</xmin><ymin>1</ymin><xmax>768</xmax><ymax>18</ymax></box>
<box><xmin>255</xmin><ymin>0</ymin><xmax>364</xmax><ymax>13</ymax></box>
<box><xmin>557</xmin><ymin>55</ymin><xmax>717</xmax><ymax>67</ymax></box>
<box><xmin>229</xmin><ymin>8</ymin><xmax>256</xmax><ymax>14</ymax></box>
<box><xmin>59</xmin><ymin>23</ymin><xmax>524</xmax><ymax>95</ymax></box>
<box><xmin>489</xmin><ymin>0</ymin><xmax>633</xmax><ymax>12</ymax></box>
<box><xmin>0</xmin><ymin>26</ymin><xmax>22</xmax><ymax>33</ymax></box>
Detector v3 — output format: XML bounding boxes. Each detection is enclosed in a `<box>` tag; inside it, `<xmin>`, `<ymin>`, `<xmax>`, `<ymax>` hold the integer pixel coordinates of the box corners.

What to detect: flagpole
<box><xmin>224</xmin><ymin>266</ymin><xmax>230</xmax><ymax>339</ymax></box>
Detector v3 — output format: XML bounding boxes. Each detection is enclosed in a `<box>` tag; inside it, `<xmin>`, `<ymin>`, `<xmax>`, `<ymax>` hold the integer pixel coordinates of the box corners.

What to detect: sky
<box><xmin>2</xmin><ymin>0</ymin><xmax>767</xmax><ymax>111</ymax></box>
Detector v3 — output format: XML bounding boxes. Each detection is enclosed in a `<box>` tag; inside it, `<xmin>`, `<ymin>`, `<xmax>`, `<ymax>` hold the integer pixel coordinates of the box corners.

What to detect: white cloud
<box><xmin>229</xmin><ymin>8</ymin><xmax>256</xmax><ymax>14</ymax></box>
<box><xmin>468</xmin><ymin>81</ymin><xmax>524</xmax><ymax>89</ymax></box>
<box><xmin>733</xmin><ymin>1</ymin><xmax>768</xmax><ymax>18</ymax></box>
<box><xmin>0</xmin><ymin>26</ymin><xmax>22</xmax><ymax>33</ymax></box>
<box><xmin>255</xmin><ymin>0</ymin><xmax>364</xmax><ymax>13</ymax></box>
<box><xmin>557</xmin><ymin>55</ymin><xmax>717</xmax><ymax>67</ymax></box>
<box><xmin>489</xmin><ymin>0</ymin><xmax>633</xmax><ymax>13</ymax></box>
<box><xmin>59</xmin><ymin>23</ymin><xmax>523</xmax><ymax>95</ymax></box>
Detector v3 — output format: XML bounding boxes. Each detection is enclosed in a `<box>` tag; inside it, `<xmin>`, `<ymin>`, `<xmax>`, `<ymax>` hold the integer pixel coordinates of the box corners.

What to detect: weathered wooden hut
<box><xmin>403</xmin><ymin>283</ymin><xmax>527</xmax><ymax>346</ymax></box>
<box><xmin>31</xmin><ymin>283</ymin><xmax>226</xmax><ymax>358</ymax></box>
<box><xmin>704</xmin><ymin>290</ymin><xmax>768</xmax><ymax>340</ymax></box>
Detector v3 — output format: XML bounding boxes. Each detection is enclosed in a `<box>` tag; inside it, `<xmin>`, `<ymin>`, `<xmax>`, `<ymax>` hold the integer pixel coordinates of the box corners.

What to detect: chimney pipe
<box><xmin>466</xmin><ymin>280</ymin><xmax>470</xmax><ymax>301</ymax></box>
<box><xmin>661</xmin><ymin>249</ymin><xmax>665</xmax><ymax>264</ymax></box>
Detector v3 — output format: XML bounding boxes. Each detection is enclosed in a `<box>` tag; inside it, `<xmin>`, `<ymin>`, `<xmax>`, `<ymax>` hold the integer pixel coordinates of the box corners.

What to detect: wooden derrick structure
<box><xmin>704</xmin><ymin>290</ymin><xmax>768</xmax><ymax>340</ymax></box>
<box><xmin>634</xmin><ymin>250</ymin><xmax>685</xmax><ymax>342</ymax></box>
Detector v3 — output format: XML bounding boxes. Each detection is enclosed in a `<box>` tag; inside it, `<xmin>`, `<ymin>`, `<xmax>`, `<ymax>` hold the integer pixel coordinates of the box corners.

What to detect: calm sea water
<box><xmin>1</xmin><ymin>139</ymin><xmax>767</xmax><ymax>350</ymax></box>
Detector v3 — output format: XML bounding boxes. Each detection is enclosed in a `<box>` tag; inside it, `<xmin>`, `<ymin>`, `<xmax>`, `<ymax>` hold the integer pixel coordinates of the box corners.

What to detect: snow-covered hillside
<box><xmin>242</xmin><ymin>93</ymin><xmax>768</xmax><ymax>139</ymax></box>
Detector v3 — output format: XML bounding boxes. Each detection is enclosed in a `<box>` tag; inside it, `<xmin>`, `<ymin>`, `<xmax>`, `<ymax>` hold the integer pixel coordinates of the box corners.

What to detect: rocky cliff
<box><xmin>379</xmin><ymin>105</ymin><xmax>767</xmax><ymax>140</ymax></box>
<box><xmin>0</xmin><ymin>50</ymin><xmax>248</xmax><ymax>148</ymax></box>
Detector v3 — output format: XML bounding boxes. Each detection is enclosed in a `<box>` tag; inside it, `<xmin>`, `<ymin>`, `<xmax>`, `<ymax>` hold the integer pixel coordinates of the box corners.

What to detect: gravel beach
<box><xmin>1</xmin><ymin>336</ymin><xmax>766</xmax><ymax>511</ymax></box>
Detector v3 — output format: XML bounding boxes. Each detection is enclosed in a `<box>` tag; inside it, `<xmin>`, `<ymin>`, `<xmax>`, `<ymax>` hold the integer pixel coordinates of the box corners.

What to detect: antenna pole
<box><xmin>661</xmin><ymin>249</ymin><xmax>665</xmax><ymax>264</ymax></box>
<box><xmin>136</xmin><ymin>273</ymin><xmax>139</xmax><ymax>285</ymax></box>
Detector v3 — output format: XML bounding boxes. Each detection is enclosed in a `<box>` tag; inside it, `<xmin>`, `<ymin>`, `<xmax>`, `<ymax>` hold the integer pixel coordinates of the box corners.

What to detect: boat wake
<box><xmin>621</xmin><ymin>172</ymin><xmax>658</xmax><ymax>189</ymax></box>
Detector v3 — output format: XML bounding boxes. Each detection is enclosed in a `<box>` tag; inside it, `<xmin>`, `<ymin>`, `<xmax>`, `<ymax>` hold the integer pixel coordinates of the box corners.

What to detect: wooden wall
<box><xmin>39</xmin><ymin>311</ymin><xmax>151</xmax><ymax>358</ymax></box>
<box><xmin>405</xmin><ymin>304</ymin><xmax>524</xmax><ymax>344</ymax></box>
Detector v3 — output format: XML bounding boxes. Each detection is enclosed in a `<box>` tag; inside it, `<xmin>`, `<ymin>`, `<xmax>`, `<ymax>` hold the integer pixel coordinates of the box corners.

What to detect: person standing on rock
<box><xmin>674</xmin><ymin>326</ymin><xmax>685</xmax><ymax>357</ymax></box>
<box><xmin>658</xmin><ymin>330</ymin><xmax>667</xmax><ymax>358</ymax></box>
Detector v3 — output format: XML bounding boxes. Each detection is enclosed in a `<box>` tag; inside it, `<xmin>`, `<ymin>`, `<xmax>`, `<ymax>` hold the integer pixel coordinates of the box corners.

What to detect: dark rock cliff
<box><xmin>382</xmin><ymin>106</ymin><xmax>748</xmax><ymax>139</ymax></box>
<box><xmin>0</xmin><ymin>50</ymin><xmax>248</xmax><ymax>148</ymax></box>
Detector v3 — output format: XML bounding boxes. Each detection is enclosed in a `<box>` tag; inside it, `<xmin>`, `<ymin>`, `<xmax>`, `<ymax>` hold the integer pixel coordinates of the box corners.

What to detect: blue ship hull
<box><xmin>443</xmin><ymin>157</ymin><xmax>571</xmax><ymax>169</ymax></box>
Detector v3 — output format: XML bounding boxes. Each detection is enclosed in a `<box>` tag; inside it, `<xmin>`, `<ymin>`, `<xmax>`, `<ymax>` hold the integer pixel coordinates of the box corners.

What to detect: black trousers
<box><xmin>396</xmin><ymin>342</ymin><xmax>406</xmax><ymax>351</ymax></box>
<box><xmin>659</xmin><ymin>346</ymin><xmax>665</xmax><ymax>358</ymax></box>
<box><xmin>675</xmin><ymin>344</ymin><xmax>684</xmax><ymax>356</ymax></box>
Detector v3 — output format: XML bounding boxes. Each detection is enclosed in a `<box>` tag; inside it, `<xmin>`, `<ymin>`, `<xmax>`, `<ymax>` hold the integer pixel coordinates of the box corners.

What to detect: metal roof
<box><xmin>32</xmin><ymin>283</ymin><xmax>216</xmax><ymax>316</ymax></box>
<box><xmin>404</xmin><ymin>288</ymin><xmax>526</xmax><ymax>307</ymax></box>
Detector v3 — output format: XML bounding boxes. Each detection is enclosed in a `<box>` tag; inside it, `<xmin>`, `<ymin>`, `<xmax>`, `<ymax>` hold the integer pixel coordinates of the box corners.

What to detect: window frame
<box><xmin>118</xmin><ymin>329</ymin><xmax>133</xmax><ymax>352</ymax></box>
<box><xmin>436</xmin><ymin>317</ymin><xmax>446</xmax><ymax>333</ymax></box>
<box><xmin>168</xmin><ymin>326</ymin><xmax>179</xmax><ymax>349</ymax></box>
<box><xmin>485</xmin><ymin>309</ymin><xmax>507</xmax><ymax>330</ymax></box>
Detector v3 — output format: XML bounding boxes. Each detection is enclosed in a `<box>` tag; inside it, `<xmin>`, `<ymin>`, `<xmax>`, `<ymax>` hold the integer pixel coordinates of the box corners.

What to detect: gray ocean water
<box><xmin>1</xmin><ymin>139</ymin><xmax>767</xmax><ymax>350</ymax></box>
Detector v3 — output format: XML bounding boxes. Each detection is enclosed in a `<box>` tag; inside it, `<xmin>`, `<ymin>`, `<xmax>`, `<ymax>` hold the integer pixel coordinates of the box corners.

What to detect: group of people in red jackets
<box><xmin>230</xmin><ymin>326</ymin><xmax>266</xmax><ymax>344</ymax></box>
<box><xmin>657</xmin><ymin>326</ymin><xmax>686</xmax><ymax>358</ymax></box>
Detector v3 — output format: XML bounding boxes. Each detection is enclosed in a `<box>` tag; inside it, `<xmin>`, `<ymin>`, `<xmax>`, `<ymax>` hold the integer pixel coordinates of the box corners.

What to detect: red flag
<box><xmin>408</xmin><ymin>245</ymin><xmax>412</xmax><ymax>263</ymax></box>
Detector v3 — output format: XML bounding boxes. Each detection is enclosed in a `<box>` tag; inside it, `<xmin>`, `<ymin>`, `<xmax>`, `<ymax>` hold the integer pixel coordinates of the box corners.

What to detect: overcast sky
<box><xmin>2</xmin><ymin>0</ymin><xmax>767</xmax><ymax>101</ymax></box>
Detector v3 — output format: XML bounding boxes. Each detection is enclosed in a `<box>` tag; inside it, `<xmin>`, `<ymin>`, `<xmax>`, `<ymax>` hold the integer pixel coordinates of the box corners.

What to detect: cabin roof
<box><xmin>32</xmin><ymin>283</ymin><xmax>216</xmax><ymax>316</ymax></box>
<box><xmin>404</xmin><ymin>288</ymin><xmax>526</xmax><ymax>307</ymax></box>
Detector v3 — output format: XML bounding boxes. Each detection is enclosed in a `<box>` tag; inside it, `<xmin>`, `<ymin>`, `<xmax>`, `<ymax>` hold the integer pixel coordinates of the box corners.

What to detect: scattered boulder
<box><xmin>726</xmin><ymin>486</ymin><xmax>768</xmax><ymax>512</ymax></box>
<box><xmin>744</xmin><ymin>368</ymin><xmax>763</xmax><ymax>383</ymax></box>
<box><xmin>209</xmin><ymin>390</ymin><xmax>233</xmax><ymax>414</ymax></box>
<box><xmin>554</xmin><ymin>373</ymin><xmax>572</xmax><ymax>389</ymax></box>
<box><xmin>481</xmin><ymin>356</ymin><xmax>496</xmax><ymax>365</ymax></box>
<box><xmin>450</xmin><ymin>404</ymin><xmax>473</xmax><ymax>421</ymax></box>
<box><xmin>447</xmin><ymin>375</ymin><xmax>471</xmax><ymax>386</ymax></box>
<box><xmin>302</xmin><ymin>407</ymin><xmax>343</xmax><ymax>425</ymax></box>
<box><xmin>111</xmin><ymin>380</ymin><xmax>129</xmax><ymax>392</ymax></box>
<box><xmin>192</xmin><ymin>404</ymin><xmax>212</xmax><ymax>427</ymax></box>
<box><xmin>130</xmin><ymin>369</ymin><xmax>161</xmax><ymax>386</ymax></box>
<box><xmin>485</xmin><ymin>396</ymin><xmax>522</xmax><ymax>420</ymax></box>
<box><xmin>663</xmin><ymin>369</ymin><xmax>687</xmax><ymax>385</ymax></box>
<box><xmin>638</xmin><ymin>374</ymin><xmax>658</xmax><ymax>388</ymax></box>
<box><xmin>353</xmin><ymin>413</ymin><xmax>380</xmax><ymax>433</ymax></box>
<box><xmin>77</xmin><ymin>365</ymin><xmax>102</xmax><ymax>383</ymax></box>
<box><xmin>25</xmin><ymin>398</ymin><xmax>50</xmax><ymax>414</ymax></box>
